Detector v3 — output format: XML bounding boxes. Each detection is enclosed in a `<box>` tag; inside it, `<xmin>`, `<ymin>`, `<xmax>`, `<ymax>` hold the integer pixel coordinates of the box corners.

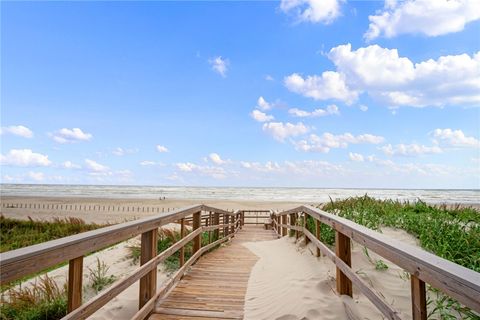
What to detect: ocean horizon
<box><xmin>1</xmin><ymin>183</ymin><xmax>479</xmax><ymax>204</ymax></box>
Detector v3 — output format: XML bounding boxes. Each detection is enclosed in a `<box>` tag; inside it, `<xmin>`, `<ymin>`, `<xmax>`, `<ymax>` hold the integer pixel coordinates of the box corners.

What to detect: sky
<box><xmin>1</xmin><ymin>0</ymin><xmax>479</xmax><ymax>189</ymax></box>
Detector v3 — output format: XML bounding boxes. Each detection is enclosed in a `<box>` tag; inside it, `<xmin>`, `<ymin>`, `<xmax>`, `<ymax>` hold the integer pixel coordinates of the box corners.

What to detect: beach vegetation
<box><xmin>87</xmin><ymin>258</ymin><xmax>116</xmax><ymax>293</ymax></box>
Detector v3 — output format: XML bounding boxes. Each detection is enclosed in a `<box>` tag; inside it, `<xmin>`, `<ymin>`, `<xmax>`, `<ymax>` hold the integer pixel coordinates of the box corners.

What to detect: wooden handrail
<box><xmin>274</xmin><ymin>205</ymin><xmax>480</xmax><ymax>319</ymax></box>
<box><xmin>0</xmin><ymin>205</ymin><xmax>242</xmax><ymax>320</ymax></box>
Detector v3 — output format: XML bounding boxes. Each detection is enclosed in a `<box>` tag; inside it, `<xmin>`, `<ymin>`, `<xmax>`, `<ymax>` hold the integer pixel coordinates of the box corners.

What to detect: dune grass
<box><xmin>0</xmin><ymin>215</ymin><xmax>104</xmax><ymax>253</ymax></box>
<box><xmin>303</xmin><ymin>195</ymin><xmax>480</xmax><ymax>319</ymax></box>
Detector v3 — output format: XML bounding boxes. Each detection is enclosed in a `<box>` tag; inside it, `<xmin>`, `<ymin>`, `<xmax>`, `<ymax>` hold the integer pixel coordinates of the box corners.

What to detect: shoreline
<box><xmin>1</xmin><ymin>196</ymin><xmax>478</xmax><ymax>224</ymax></box>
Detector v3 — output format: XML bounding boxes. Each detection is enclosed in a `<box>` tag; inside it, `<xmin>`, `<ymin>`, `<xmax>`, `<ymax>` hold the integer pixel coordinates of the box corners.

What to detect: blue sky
<box><xmin>1</xmin><ymin>0</ymin><xmax>479</xmax><ymax>188</ymax></box>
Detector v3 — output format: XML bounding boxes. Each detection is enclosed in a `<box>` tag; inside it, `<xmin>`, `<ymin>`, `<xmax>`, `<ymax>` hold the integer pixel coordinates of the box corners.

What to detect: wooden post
<box><xmin>241</xmin><ymin>211</ymin><xmax>245</xmax><ymax>227</ymax></box>
<box><xmin>289</xmin><ymin>213</ymin><xmax>296</xmax><ymax>237</ymax></box>
<box><xmin>294</xmin><ymin>213</ymin><xmax>299</xmax><ymax>239</ymax></box>
<box><xmin>304</xmin><ymin>213</ymin><xmax>309</xmax><ymax>244</ymax></box>
<box><xmin>225</xmin><ymin>215</ymin><xmax>230</xmax><ymax>235</ymax></box>
<box><xmin>315</xmin><ymin>219</ymin><xmax>321</xmax><ymax>257</ymax></box>
<box><xmin>335</xmin><ymin>231</ymin><xmax>352</xmax><ymax>297</ymax></box>
<box><xmin>213</xmin><ymin>212</ymin><xmax>220</xmax><ymax>241</ymax></box>
<box><xmin>193</xmin><ymin>211</ymin><xmax>201</xmax><ymax>253</ymax></box>
<box><xmin>208</xmin><ymin>212</ymin><xmax>212</xmax><ymax>243</ymax></box>
<box><xmin>281</xmin><ymin>215</ymin><xmax>287</xmax><ymax>236</ymax></box>
<box><xmin>67</xmin><ymin>256</ymin><xmax>83</xmax><ymax>312</ymax></box>
<box><xmin>139</xmin><ymin>229</ymin><xmax>157</xmax><ymax>308</ymax></box>
<box><xmin>277</xmin><ymin>215</ymin><xmax>281</xmax><ymax>235</ymax></box>
<box><xmin>179</xmin><ymin>218</ymin><xmax>185</xmax><ymax>267</ymax></box>
<box><xmin>411</xmin><ymin>275</ymin><xmax>427</xmax><ymax>320</ymax></box>
<box><xmin>230</xmin><ymin>215</ymin><xmax>235</xmax><ymax>234</ymax></box>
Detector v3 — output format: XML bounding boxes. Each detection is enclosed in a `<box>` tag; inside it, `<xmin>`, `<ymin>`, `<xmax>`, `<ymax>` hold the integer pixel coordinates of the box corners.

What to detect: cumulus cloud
<box><xmin>112</xmin><ymin>147</ymin><xmax>138</xmax><ymax>156</ymax></box>
<box><xmin>209</xmin><ymin>56</ymin><xmax>229</xmax><ymax>77</ymax></box>
<box><xmin>241</xmin><ymin>160</ymin><xmax>346</xmax><ymax>177</ymax></box>
<box><xmin>251</xmin><ymin>110</ymin><xmax>274</xmax><ymax>122</ymax></box>
<box><xmin>365</xmin><ymin>0</ymin><xmax>480</xmax><ymax>41</ymax></box>
<box><xmin>294</xmin><ymin>132</ymin><xmax>385</xmax><ymax>153</ymax></box>
<box><xmin>284</xmin><ymin>72</ymin><xmax>358</xmax><ymax>104</ymax></box>
<box><xmin>62</xmin><ymin>161</ymin><xmax>81</xmax><ymax>169</ymax></box>
<box><xmin>262</xmin><ymin>122</ymin><xmax>310</xmax><ymax>142</ymax></box>
<box><xmin>349</xmin><ymin>152</ymin><xmax>364</xmax><ymax>162</ymax></box>
<box><xmin>156</xmin><ymin>145</ymin><xmax>169</xmax><ymax>153</ymax></box>
<box><xmin>256</xmin><ymin>96</ymin><xmax>272</xmax><ymax>111</ymax></box>
<box><xmin>280</xmin><ymin>0</ymin><xmax>343</xmax><ymax>24</ymax></box>
<box><xmin>288</xmin><ymin>104</ymin><xmax>339</xmax><ymax>117</ymax></box>
<box><xmin>140</xmin><ymin>160</ymin><xmax>156</xmax><ymax>166</ymax></box>
<box><xmin>1</xmin><ymin>149</ymin><xmax>51</xmax><ymax>167</ymax></box>
<box><xmin>51</xmin><ymin>128</ymin><xmax>92</xmax><ymax>144</ymax></box>
<box><xmin>432</xmin><ymin>128</ymin><xmax>480</xmax><ymax>148</ymax></box>
<box><xmin>290</xmin><ymin>43</ymin><xmax>480</xmax><ymax>108</ymax></box>
<box><xmin>265</xmin><ymin>75</ymin><xmax>274</xmax><ymax>81</ymax></box>
<box><xmin>0</xmin><ymin>125</ymin><xmax>33</xmax><ymax>138</ymax></box>
<box><xmin>209</xmin><ymin>153</ymin><xmax>227</xmax><ymax>165</ymax></box>
<box><xmin>175</xmin><ymin>162</ymin><xmax>227</xmax><ymax>179</ymax></box>
<box><xmin>85</xmin><ymin>159</ymin><xmax>109</xmax><ymax>172</ymax></box>
<box><xmin>380</xmin><ymin>143</ymin><xmax>443</xmax><ymax>156</ymax></box>
<box><xmin>359</xmin><ymin>104</ymin><xmax>369</xmax><ymax>112</ymax></box>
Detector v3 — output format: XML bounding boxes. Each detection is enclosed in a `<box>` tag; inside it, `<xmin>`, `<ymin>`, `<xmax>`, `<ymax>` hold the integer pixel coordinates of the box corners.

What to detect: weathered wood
<box><xmin>303</xmin><ymin>213</ymin><xmax>309</xmax><ymax>244</ymax></box>
<box><xmin>213</xmin><ymin>213</ymin><xmax>220</xmax><ymax>241</ymax></box>
<box><xmin>225</xmin><ymin>215</ymin><xmax>230</xmax><ymax>236</ymax></box>
<box><xmin>315</xmin><ymin>219</ymin><xmax>321</xmax><ymax>257</ymax></box>
<box><xmin>140</xmin><ymin>229</ymin><xmax>158</xmax><ymax>309</ymax></box>
<box><xmin>67</xmin><ymin>256</ymin><xmax>83</xmax><ymax>312</ymax></box>
<box><xmin>336</xmin><ymin>231</ymin><xmax>352</xmax><ymax>297</ymax></box>
<box><xmin>193</xmin><ymin>212</ymin><xmax>201</xmax><ymax>253</ymax></box>
<box><xmin>180</xmin><ymin>218</ymin><xmax>185</xmax><ymax>267</ymax></box>
<box><xmin>0</xmin><ymin>204</ymin><xmax>204</xmax><ymax>284</ymax></box>
<box><xmin>303</xmin><ymin>229</ymin><xmax>401</xmax><ymax>320</ymax></box>
<box><xmin>290</xmin><ymin>213</ymin><xmax>297</xmax><ymax>238</ymax></box>
<box><xmin>411</xmin><ymin>275</ymin><xmax>427</xmax><ymax>320</ymax></box>
<box><xmin>292</xmin><ymin>205</ymin><xmax>480</xmax><ymax>312</ymax></box>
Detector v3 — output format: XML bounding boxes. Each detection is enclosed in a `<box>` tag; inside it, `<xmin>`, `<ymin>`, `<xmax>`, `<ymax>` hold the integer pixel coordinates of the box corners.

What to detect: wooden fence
<box><xmin>271</xmin><ymin>205</ymin><xmax>480</xmax><ymax>320</ymax></box>
<box><xmin>0</xmin><ymin>204</ymin><xmax>242</xmax><ymax>320</ymax></box>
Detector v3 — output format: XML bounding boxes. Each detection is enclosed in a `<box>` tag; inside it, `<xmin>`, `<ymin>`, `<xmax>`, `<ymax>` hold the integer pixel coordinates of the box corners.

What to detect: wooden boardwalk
<box><xmin>149</xmin><ymin>226</ymin><xmax>278</xmax><ymax>320</ymax></box>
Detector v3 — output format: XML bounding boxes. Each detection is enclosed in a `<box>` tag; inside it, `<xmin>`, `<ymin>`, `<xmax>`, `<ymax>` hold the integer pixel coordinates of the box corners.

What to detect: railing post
<box><xmin>241</xmin><ymin>211</ymin><xmax>245</xmax><ymax>227</ymax></box>
<box><xmin>289</xmin><ymin>213</ymin><xmax>296</xmax><ymax>237</ymax></box>
<box><xmin>193</xmin><ymin>211</ymin><xmax>201</xmax><ymax>253</ymax></box>
<box><xmin>281</xmin><ymin>215</ymin><xmax>287</xmax><ymax>236</ymax></box>
<box><xmin>213</xmin><ymin>212</ymin><xmax>220</xmax><ymax>241</ymax></box>
<box><xmin>139</xmin><ymin>228</ymin><xmax>157</xmax><ymax>309</ymax></box>
<box><xmin>277</xmin><ymin>215</ymin><xmax>281</xmax><ymax>235</ymax></box>
<box><xmin>67</xmin><ymin>256</ymin><xmax>83</xmax><ymax>312</ymax></box>
<box><xmin>335</xmin><ymin>231</ymin><xmax>352</xmax><ymax>297</ymax></box>
<box><xmin>304</xmin><ymin>213</ymin><xmax>309</xmax><ymax>244</ymax></box>
<box><xmin>294</xmin><ymin>213</ymin><xmax>299</xmax><ymax>239</ymax></box>
<box><xmin>315</xmin><ymin>219</ymin><xmax>321</xmax><ymax>257</ymax></box>
<box><xmin>208</xmin><ymin>212</ymin><xmax>212</xmax><ymax>243</ymax></box>
<box><xmin>411</xmin><ymin>275</ymin><xmax>427</xmax><ymax>320</ymax></box>
<box><xmin>230</xmin><ymin>215</ymin><xmax>235</xmax><ymax>234</ymax></box>
<box><xmin>225</xmin><ymin>215</ymin><xmax>230</xmax><ymax>235</ymax></box>
<box><xmin>180</xmin><ymin>218</ymin><xmax>185</xmax><ymax>267</ymax></box>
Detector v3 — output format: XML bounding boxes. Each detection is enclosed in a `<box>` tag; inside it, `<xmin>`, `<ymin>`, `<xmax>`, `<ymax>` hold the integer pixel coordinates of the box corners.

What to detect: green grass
<box><xmin>302</xmin><ymin>195</ymin><xmax>480</xmax><ymax>319</ymax></box>
<box><xmin>0</xmin><ymin>215</ymin><xmax>105</xmax><ymax>253</ymax></box>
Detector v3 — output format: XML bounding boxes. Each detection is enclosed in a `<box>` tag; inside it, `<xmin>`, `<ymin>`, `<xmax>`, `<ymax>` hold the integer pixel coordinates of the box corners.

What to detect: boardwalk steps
<box><xmin>150</xmin><ymin>226</ymin><xmax>276</xmax><ymax>320</ymax></box>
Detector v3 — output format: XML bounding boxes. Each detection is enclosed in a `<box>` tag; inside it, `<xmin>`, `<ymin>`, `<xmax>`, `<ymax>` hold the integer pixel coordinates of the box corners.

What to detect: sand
<box><xmin>243</xmin><ymin>227</ymin><xmax>421</xmax><ymax>320</ymax></box>
<box><xmin>0</xmin><ymin>196</ymin><xmax>306</xmax><ymax>223</ymax></box>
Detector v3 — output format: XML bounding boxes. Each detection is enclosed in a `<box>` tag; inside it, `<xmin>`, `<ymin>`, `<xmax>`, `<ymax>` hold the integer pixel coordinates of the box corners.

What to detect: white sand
<box><xmin>243</xmin><ymin>227</ymin><xmax>421</xmax><ymax>320</ymax></box>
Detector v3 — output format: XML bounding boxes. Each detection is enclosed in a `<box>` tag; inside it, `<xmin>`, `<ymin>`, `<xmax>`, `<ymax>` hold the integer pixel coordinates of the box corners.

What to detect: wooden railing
<box><xmin>271</xmin><ymin>205</ymin><xmax>480</xmax><ymax>320</ymax></box>
<box><xmin>0</xmin><ymin>204</ymin><xmax>242</xmax><ymax>320</ymax></box>
<box><xmin>237</xmin><ymin>209</ymin><xmax>271</xmax><ymax>225</ymax></box>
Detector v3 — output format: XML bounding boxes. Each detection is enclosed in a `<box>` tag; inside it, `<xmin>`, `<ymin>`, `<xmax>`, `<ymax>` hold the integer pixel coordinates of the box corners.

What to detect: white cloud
<box><xmin>284</xmin><ymin>72</ymin><xmax>358</xmax><ymax>104</ymax></box>
<box><xmin>305</xmin><ymin>43</ymin><xmax>480</xmax><ymax>107</ymax></box>
<box><xmin>52</xmin><ymin>128</ymin><xmax>92</xmax><ymax>144</ymax></box>
<box><xmin>85</xmin><ymin>159</ymin><xmax>109</xmax><ymax>172</ymax></box>
<box><xmin>288</xmin><ymin>104</ymin><xmax>339</xmax><ymax>117</ymax></box>
<box><xmin>176</xmin><ymin>162</ymin><xmax>197</xmax><ymax>172</ymax></box>
<box><xmin>62</xmin><ymin>161</ymin><xmax>81</xmax><ymax>169</ymax></box>
<box><xmin>349</xmin><ymin>152</ymin><xmax>364</xmax><ymax>162</ymax></box>
<box><xmin>256</xmin><ymin>96</ymin><xmax>272</xmax><ymax>111</ymax></box>
<box><xmin>209</xmin><ymin>56</ymin><xmax>229</xmax><ymax>77</ymax></box>
<box><xmin>27</xmin><ymin>171</ymin><xmax>45</xmax><ymax>181</ymax></box>
<box><xmin>262</xmin><ymin>122</ymin><xmax>310</xmax><ymax>142</ymax></box>
<box><xmin>251</xmin><ymin>110</ymin><xmax>274</xmax><ymax>122</ymax></box>
<box><xmin>359</xmin><ymin>104</ymin><xmax>368</xmax><ymax>112</ymax></box>
<box><xmin>294</xmin><ymin>132</ymin><xmax>385</xmax><ymax>153</ymax></box>
<box><xmin>380</xmin><ymin>143</ymin><xmax>443</xmax><ymax>156</ymax></box>
<box><xmin>432</xmin><ymin>128</ymin><xmax>480</xmax><ymax>148</ymax></box>
<box><xmin>0</xmin><ymin>149</ymin><xmax>52</xmax><ymax>167</ymax></box>
<box><xmin>0</xmin><ymin>125</ymin><xmax>33</xmax><ymax>138</ymax></box>
<box><xmin>265</xmin><ymin>75</ymin><xmax>274</xmax><ymax>81</ymax></box>
<box><xmin>209</xmin><ymin>153</ymin><xmax>226</xmax><ymax>165</ymax></box>
<box><xmin>140</xmin><ymin>160</ymin><xmax>156</xmax><ymax>166</ymax></box>
<box><xmin>156</xmin><ymin>145</ymin><xmax>169</xmax><ymax>153</ymax></box>
<box><xmin>280</xmin><ymin>0</ymin><xmax>343</xmax><ymax>24</ymax></box>
<box><xmin>365</xmin><ymin>0</ymin><xmax>480</xmax><ymax>41</ymax></box>
<box><xmin>112</xmin><ymin>147</ymin><xmax>138</xmax><ymax>156</ymax></box>
<box><xmin>175</xmin><ymin>162</ymin><xmax>227</xmax><ymax>179</ymax></box>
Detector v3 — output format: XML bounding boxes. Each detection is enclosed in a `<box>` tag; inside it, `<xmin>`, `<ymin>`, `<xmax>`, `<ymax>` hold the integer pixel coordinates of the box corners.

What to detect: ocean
<box><xmin>1</xmin><ymin>184</ymin><xmax>479</xmax><ymax>204</ymax></box>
